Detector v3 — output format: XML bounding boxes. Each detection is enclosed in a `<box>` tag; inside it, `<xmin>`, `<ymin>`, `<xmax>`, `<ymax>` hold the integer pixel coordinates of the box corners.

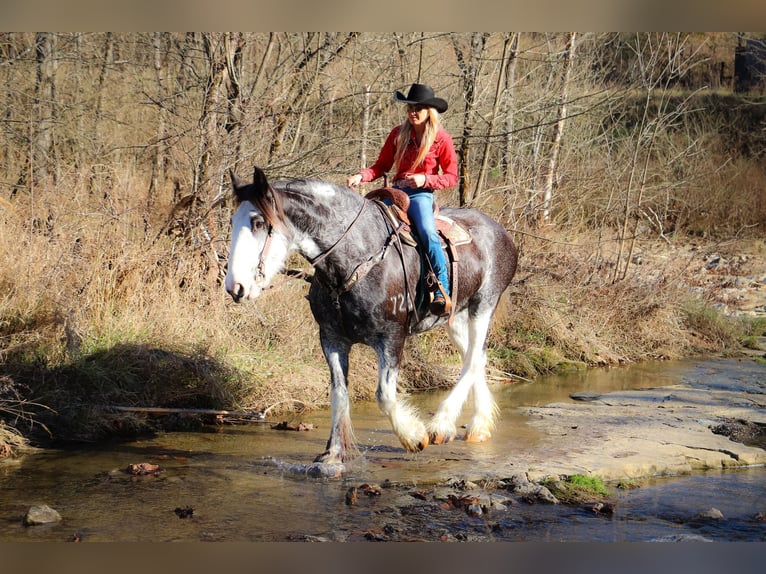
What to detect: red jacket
<box><xmin>359</xmin><ymin>125</ymin><xmax>458</xmax><ymax>190</ymax></box>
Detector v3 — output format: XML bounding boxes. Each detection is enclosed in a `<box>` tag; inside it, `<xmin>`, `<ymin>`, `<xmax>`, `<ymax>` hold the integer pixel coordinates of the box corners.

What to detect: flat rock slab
<box><xmin>516</xmin><ymin>359</ymin><xmax>766</xmax><ymax>481</ymax></box>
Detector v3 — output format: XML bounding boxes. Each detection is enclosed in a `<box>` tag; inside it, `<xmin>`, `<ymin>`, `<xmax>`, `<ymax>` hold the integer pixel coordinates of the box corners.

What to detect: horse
<box><xmin>225</xmin><ymin>167</ymin><xmax>518</xmax><ymax>475</ymax></box>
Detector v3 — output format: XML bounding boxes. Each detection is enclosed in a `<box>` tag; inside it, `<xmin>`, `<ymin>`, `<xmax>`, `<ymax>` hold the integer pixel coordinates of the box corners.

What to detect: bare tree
<box><xmin>476</xmin><ymin>33</ymin><xmax>516</xmax><ymax>199</ymax></box>
<box><xmin>148</xmin><ymin>32</ymin><xmax>169</xmax><ymax>213</ymax></box>
<box><xmin>267</xmin><ymin>33</ymin><xmax>358</xmax><ymax>164</ymax></box>
<box><xmin>451</xmin><ymin>32</ymin><xmax>489</xmax><ymax>206</ymax></box>
<box><xmin>501</xmin><ymin>33</ymin><xmax>520</xmax><ymax>186</ymax></box>
<box><xmin>33</xmin><ymin>32</ymin><xmax>58</xmax><ymax>187</ymax></box>
<box><xmin>538</xmin><ymin>32</ymin><xmax>577</xmax><ymax>225</ymax></box>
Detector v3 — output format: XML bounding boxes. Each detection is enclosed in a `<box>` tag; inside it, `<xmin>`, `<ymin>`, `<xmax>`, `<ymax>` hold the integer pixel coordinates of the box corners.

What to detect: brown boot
<box><xmin>429</xmin><ymin>288</ymin><xmax>452</xmax><ymax>317</ymax></box>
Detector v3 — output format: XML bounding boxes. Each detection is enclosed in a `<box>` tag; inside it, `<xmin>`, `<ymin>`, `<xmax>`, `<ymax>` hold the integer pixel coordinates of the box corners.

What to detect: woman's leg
<box><xmin>406</xmin><ymin>191</ymin><xmax>450</xmax><ymax>297</ymax></box>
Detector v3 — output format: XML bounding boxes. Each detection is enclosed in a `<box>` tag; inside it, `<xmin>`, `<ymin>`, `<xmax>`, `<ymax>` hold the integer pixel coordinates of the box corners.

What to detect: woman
<box><xmin>347</xmin><ymin>83</ymin><xmax>458</xmax><ymax>316</ymax></box>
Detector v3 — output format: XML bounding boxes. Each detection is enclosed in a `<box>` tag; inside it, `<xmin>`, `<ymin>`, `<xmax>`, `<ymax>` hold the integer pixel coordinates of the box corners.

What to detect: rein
<box><xmin>306</xmin><ymin>199</ymin><xmax>368</xmax><ymax>268</ymax></box>
<box><xmin>257</xmin><ymin>196</ymin><xmax>373</xmax><ymax>297</ymax></box>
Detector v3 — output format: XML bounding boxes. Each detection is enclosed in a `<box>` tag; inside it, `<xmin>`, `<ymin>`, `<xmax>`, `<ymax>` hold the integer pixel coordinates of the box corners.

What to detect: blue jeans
<box><xmin>396</xmin><ymin>187</ymin><xmax>450</xmax><ymax>297</ymax></box>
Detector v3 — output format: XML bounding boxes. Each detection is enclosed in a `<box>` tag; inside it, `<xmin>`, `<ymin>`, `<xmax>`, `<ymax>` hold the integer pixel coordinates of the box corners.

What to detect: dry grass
<box><xmin>1</xmin><ymin>172</ymin><xmax>763</xmax><ymax>455</ymax></box>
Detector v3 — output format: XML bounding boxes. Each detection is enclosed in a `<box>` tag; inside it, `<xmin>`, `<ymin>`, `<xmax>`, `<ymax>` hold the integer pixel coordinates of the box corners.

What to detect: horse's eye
<box><xmin>251</xmin><ymin>216</ymin><xmax>265</xmax><ymax>232</ymax></box>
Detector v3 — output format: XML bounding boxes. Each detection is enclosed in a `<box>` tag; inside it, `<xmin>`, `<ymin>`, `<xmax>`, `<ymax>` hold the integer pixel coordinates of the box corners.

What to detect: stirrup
<box><xmin>429</xmin><ymin>284</ymin><xmax>452</xmax><ymax>317</ymax></box>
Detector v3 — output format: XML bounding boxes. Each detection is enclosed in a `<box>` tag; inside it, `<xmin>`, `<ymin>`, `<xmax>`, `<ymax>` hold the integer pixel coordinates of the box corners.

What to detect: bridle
<box><xmin>253</xmin><ymin>193</ymin><xmax>371</xmax><ymax>293</ymax></box>
<box><xmin>248</xmin><ymin>188</ymin><xmax>416</xmax><ymax>318</ymax></box>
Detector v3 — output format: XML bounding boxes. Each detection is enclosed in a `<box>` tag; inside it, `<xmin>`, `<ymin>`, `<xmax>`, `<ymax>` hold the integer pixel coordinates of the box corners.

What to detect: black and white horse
<box><xmin>225</xmin><ymin>167</ymin><xmax>517</xmax><ymax>472</ymax></box>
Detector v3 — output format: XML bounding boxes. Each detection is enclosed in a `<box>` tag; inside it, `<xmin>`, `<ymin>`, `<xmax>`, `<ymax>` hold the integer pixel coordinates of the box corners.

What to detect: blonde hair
<box><xmin>392</xmin><ymin>107</ymin><xmax>441</xmax><ymax>174</ymax></box>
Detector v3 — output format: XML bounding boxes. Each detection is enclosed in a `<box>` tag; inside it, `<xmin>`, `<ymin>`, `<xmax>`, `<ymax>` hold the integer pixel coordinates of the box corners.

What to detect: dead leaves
<box><xmin>345</xmin><ymin>483</ymin><xmax>382</xmax><ymax>506</ymax></box>
<box><xmin>125</xmin><ymin>462</ymin><xmax>162</xmax><ymax>476</ymax></box>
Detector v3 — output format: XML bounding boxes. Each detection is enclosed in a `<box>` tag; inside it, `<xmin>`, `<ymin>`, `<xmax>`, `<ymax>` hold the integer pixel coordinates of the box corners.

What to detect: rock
<box><xmin>24</xmin><ymin>504</ymin><xmax>62</xmax><ymax>526</ymax></box>
<box><xmin>694</xmin><ymin>507</ymin><xmax>724</xmax><ymax>520</ymax></box>
<box><xmin>305</xmin><ymin>462</ymin><xmax>344</xmax><ymax>478</ymax></box>
<box><xmin>570</xmin><ymin>392</ymin><xmax>602</xmax><ymax>402</ymax></box>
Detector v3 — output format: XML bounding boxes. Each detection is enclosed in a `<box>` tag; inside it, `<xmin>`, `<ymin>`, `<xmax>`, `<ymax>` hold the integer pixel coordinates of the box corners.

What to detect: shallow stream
<box><xmin>1</xmin><ymin>358</ymin><xmax>764</xmax><ymax>541</ymax></box>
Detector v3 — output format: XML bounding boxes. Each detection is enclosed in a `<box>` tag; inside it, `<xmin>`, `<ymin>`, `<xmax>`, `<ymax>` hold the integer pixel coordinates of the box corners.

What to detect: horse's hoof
<box><xmin>402</xmin><ymin>435</ymin><xmax>429</xmax><ymax>452</ymax></box>
<box><xmin>429</xmin><ymin>432</ymin><xmax>454</xmax><ymax>445</ymax></box>
<box><xmin>306</xmin><ymin>462</ymin><xmax>345</xmax><ymax>478</ymax></box>
<box><xmin>463</xmin><ymin>431</ymin><xmax>491</xmax><ymax>443</ymax></box>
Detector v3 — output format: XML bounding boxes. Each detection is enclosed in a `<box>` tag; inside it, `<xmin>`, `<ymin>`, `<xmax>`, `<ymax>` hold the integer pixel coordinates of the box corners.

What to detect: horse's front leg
<box><xmin>313</xmin><ymin>336</ymin><xmax>357</xmax><ymax>465</ymax></box>
<box><xmin>375</xmin><ymin>340</ymin><xmax>429</xmax><ymax>452</ymax></box>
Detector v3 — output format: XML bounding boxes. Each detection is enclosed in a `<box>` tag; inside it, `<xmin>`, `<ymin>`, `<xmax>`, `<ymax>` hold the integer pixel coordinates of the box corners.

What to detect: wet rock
<box><xmin>651</xmin><ymin>534</ymin><xmax>713</xmax><ymax>542</ymax></box>
<box><xmin>271</xmin><ymin>421</ymin><xmax>315</xmax><ymax>431</ymax></box>
<box><xmin>570</xmin><ymin>392</ymin><xmax>602</xmax><ymax>402</ymax></box>
<box><xmin>174</xmin><ymin>505</ymin><xmax>194</xmax><ymax>518</ymax></box>
<box><xmin>345</xmin><ymin>487</ymin><xmax>358</xmax><ymax>505</ymax></box>
<box><xmin>358</xmin><ymin>483</ymin><xmax>382</xmax><ymax>497</ymax></box>
<box><xmin>305</xmin><ymin>462</ymin><xmax>344</xmax><ymax>478</ymax></box>
<box><xmin>449</xmin><ymin>479</ymin><xmax>479</xmax><ymax>490</ymax></box>
<box><xmin>126</xmin><ymin>462</ymin><xmax>162</xmax><ymax>476</ymax></box>
<box><xmin>501</xmin><ymin>473</ymin><xmax>559</xmax><ymax>504</ymax></box>
<box><xmin>521</xmin><ymin>485</ymin><xmax>559</xmax><ymax>505</ymax></box>
<box><xmin>591</xmin><ymin>501</ymin><xmax>616</xmax><ymax>515</ymax></box>
<box><xmin>694</xmin><ymin>507</ymin><xmax>724</xmax><ymax>521</ymax></box>
<box><xmin>24</xmin><ymin>504</ymin><xmax>62</xmax><ymax>526</ymax></box>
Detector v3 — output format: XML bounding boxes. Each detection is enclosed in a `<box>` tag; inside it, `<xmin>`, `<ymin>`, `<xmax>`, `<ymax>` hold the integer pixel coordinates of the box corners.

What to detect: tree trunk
<box><xmin>33</xmin><ymin>32</ymin><xmax>58</xmax><ymax>188</ymax></box>
<box><xmin>451</xmin><ymin>32</ymin><xmax>489</xmax><ymax>207</ymax></box>
<box><xmin>502</xmin><ymin>33</ymin><xmax>519</xmax><ymax>185</ymax></box>
<box><xmin>148</xmin><ymin>32</ymin><xmax>168</xmax><ymax>214</ymax></box>
<box><xmin>476</xmin><ymin>33</ymin><xmax>515</xmax><ymax>198</ymax></box>
<box><xmin>195</xmin><ymin>33</ymin><xmax>228</xmax><ymax>200</ymax></box>
<box><xmin>538</xmin><ymin>32</ymin><xmax>577</xmax><ymax>225</ymax></box>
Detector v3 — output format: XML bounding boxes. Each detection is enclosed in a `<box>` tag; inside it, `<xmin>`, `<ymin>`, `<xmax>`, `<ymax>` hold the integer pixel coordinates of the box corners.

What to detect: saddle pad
<box><xmin>436</xmin><ymin>215</ymin><xmax>472</xmax><ymax>246</ymax></box>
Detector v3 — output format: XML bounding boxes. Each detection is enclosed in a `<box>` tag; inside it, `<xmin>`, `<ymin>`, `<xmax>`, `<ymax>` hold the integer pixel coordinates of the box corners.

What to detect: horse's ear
<box><xmin>230</xmin><ymin>169</ymin><xmax>246</xmax><ymax>190</ymax></box>
<box><xmin>253</xmin><ymin>166</ymin><xmax>269</xmax><ymax>192</ymax></box>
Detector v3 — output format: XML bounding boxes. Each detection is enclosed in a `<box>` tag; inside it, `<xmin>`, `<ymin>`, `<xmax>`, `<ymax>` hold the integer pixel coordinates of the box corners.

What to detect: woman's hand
<box><xmin>403</xmin><ymin>173</ymin><xmax>426</xmax><ymax>188</ymax></box>
<box><xmin>346</xmin><ymin>174</ymin><xmax>362</xmax><ymax>187</ymax></box>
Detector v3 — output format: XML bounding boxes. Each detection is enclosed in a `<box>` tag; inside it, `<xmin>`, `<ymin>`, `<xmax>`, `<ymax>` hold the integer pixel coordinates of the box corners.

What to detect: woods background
<box><xmin>1</xmin><ymin>32</ymin><xmax>765</xmax><ymax>447</ymax></box>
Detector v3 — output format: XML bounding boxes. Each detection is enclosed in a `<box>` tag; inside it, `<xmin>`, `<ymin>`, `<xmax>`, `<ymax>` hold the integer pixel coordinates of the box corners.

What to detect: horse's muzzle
<box><xmin>228</xmin><ymin>283</ymin><xmax>246</xmax><ymax>303</ymax></box>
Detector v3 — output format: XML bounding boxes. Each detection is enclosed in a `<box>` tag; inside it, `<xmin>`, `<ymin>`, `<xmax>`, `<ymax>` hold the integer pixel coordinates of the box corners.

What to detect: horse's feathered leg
<box><xmin>375</xmin><ymin>340</ymin><xmax>429</xmax><ymax>452</ymax></box>
<box><xmin>314</xmin><ymin>334</ymin><xmax>357</xmax><ymax>464</ymax></box>
<box><xmin>428</xmin><ymin>308</ymin><xmax>497</xmax><ymax>443</ymax></box>
<box><xmin>461</xmin><ymin>308</ymin><xmax>498</xmax><ymax>442</ymax></box>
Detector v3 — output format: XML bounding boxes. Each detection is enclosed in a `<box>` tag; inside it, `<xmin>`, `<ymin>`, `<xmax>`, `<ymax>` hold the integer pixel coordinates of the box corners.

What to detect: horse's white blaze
<box><xmin>225</xmin><ymin>201</ymin><xmax>289</xmax><ymax>300</ymax></box>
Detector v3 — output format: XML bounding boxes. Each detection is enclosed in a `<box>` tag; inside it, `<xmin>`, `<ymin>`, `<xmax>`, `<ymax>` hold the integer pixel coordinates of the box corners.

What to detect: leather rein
<box><xmin>256</xmin><ymin>196</ymin><xmax>408</xmax><ymax>309</ymax></box>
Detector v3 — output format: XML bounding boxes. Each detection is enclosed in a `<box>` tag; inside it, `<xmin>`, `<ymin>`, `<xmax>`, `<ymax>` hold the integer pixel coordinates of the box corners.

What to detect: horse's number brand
<box><xmin>389</xmin><ymin>293</ymin><xmax>407</xmax><ymax>315</ymax></box>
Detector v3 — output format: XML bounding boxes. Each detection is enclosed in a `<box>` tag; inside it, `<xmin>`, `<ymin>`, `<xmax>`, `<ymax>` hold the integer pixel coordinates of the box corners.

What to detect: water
<box><xmin>1</xmin><ymin>358</ymin><xmax>764</xmax><ymax>542</ymax></box>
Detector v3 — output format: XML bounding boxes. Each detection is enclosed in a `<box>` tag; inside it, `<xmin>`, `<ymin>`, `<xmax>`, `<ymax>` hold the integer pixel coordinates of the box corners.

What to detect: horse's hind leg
<box><xmin>428</xmin><ymin>308</ymin><xmax>497</xmax><ymax>443</ymax></box>
<box><xmin>375</xmin><ymin>340</ymin><xmax>429</xmax><ymax>452</ymax></box>
<box><xmin>461</xmin><ymin>308</ymin><xmax>498</xmax><ymax>442</ymax></box>
<box><xmin>314</xmin><ymin>335</ymin><xmax>357</xmax><ymax>465</ymax></box>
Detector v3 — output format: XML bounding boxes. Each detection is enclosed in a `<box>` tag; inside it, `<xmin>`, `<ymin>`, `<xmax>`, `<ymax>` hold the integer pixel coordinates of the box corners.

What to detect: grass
<box><xmin>543</xmin><ymin>474</ymin><xmax>611</xmax><ymax>504</ymax></box>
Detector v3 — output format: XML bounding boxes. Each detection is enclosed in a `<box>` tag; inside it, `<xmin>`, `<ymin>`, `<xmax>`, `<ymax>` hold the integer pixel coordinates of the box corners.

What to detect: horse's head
<box><xmin>225</xmin><ymin>167</ymin><xmax>290</xmax><ymax>302</ymax></box>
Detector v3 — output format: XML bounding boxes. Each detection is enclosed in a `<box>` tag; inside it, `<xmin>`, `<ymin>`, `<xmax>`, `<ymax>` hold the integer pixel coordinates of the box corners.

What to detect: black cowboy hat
<box><xmin>394</xmin><ymin>83</ymin><xmax>448</xmax><ymax>113</ymax></box>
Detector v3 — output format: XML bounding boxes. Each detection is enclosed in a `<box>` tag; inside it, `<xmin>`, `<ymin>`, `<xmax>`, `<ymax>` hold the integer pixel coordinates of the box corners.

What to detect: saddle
<box><xmin>365</xmin><ymin>187</ymin><xmax>471</xmax><ymax>247</ymax></box>
<box><xmin>365</xmin><ymin>187</ymin><xmax>472</xmax><ymax>321</ymax></box>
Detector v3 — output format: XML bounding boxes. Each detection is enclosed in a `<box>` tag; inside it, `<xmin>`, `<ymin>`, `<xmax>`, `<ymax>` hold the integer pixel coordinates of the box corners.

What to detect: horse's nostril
<box><xmin>228</xmin><ymin>284</ymin><xmax>245</xmax><ymax>302</ymax></box>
